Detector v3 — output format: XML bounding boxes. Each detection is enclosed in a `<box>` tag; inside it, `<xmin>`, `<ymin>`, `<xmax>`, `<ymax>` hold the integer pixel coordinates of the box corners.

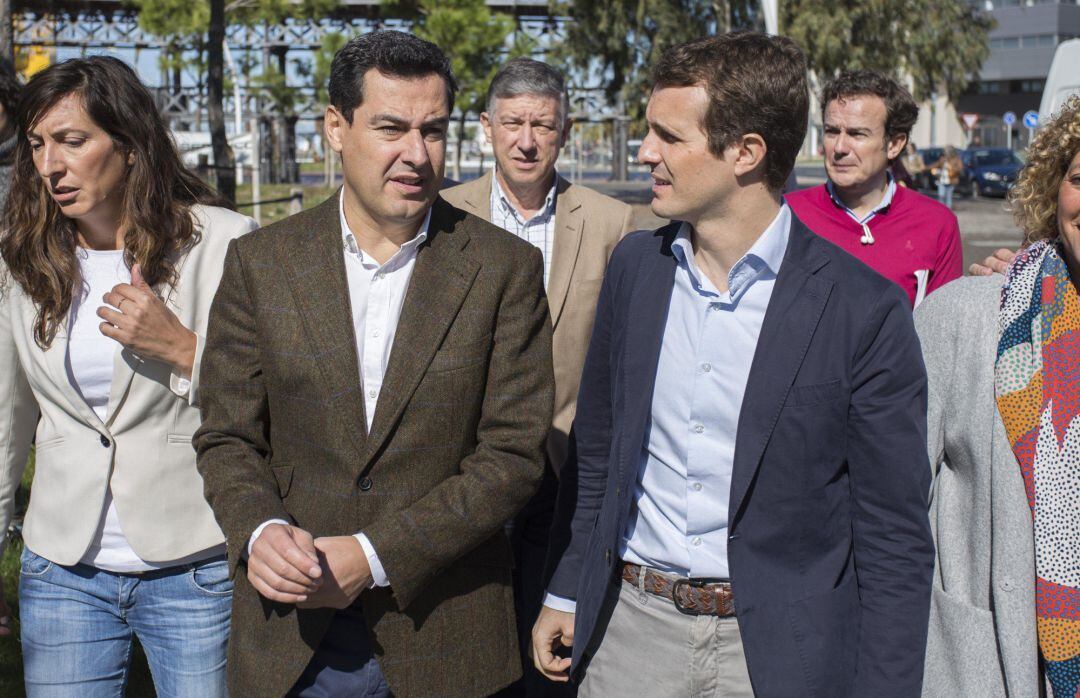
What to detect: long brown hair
<box><xmin>0</xmin><ymin>56</ymin><xmax>228</xmax><ymax>348</ymax></box>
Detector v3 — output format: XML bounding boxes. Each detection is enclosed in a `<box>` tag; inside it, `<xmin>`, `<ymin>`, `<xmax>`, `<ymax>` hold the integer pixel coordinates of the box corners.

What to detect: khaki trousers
<box><xmin>579</xmin><ymin>576</ymin><xmax>753</xmax><ymax>698</ymax></box>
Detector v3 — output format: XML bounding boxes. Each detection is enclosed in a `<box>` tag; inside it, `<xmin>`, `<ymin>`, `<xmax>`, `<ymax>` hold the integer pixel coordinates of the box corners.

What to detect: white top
<box><xmin>490</xmin><ymin>171</ymin><xmax>557</xmax><ymax>288</ymax></box>
<box><xmin>67</xmin><ymin>247</ymin><xmax>223</xmax><ymax>573</ymax></box>
<box><xmin>249</xmin><ymin>190</ymin><xmax>431</xmax><ymax>587</ymax></box>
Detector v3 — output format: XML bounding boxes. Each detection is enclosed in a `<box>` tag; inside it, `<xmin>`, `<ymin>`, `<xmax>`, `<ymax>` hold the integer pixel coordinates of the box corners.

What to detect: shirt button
<box><xmin>99</xmin><ymin>434</ymin><xmax>110</xmax><ymax>448</ymax></box>
<box><xmin>702</xmin><ymin>363</ymin><xmax>712</xmax><ymax>373</ymax></box>
<box><xmin>692</xmin><ymin>482</ymin><xmax>703</xmax><ymax>491</ymax></box>
<box><xmin>357</xmin><ymin>476</ymin><xmax>373</xmax><ymax>491</ymax></box>
<box><xmin>368</xmin><ymin>389</ymin><xmax>377</xmax><ymax>399</ymax></box>
<box><xmin>693</xmin><ymin>424</ymin><xmax>705</xmax><ymax>434</ymax></box>
<box><xmin>372</xmin><ymin>329</ymin><xmax>381</xmax><ymax>338</ymax></box>
<box><xmin>691</xmin><ymin>537</ymin><xmax>702</xmax><ymax>546</ymax></box>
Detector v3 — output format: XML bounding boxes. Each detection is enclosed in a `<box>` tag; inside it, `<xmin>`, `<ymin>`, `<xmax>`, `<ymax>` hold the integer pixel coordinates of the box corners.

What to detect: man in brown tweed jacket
<box><xmin>194</xmin><ymin>31</ymin><xmax>554</xmax><ymax>697</ymax></box>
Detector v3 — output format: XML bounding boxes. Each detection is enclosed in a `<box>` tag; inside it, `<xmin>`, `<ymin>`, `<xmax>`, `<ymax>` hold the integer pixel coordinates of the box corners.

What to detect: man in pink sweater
<box><xmin>786</xmin><ymin>70</ymin><xmax>962</xmax><ymax>307</ymax></box>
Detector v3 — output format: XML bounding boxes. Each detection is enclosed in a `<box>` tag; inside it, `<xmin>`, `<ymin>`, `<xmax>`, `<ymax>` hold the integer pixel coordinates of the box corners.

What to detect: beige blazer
<box><xmin>0</xmin><ymin>204</ymin><xmax>257</xmax><ymax>565</ymax></box>
<box><xmin>443</xmin><ymin>170</ymin><xmax>633</xmax><ymax>471</ymax></box>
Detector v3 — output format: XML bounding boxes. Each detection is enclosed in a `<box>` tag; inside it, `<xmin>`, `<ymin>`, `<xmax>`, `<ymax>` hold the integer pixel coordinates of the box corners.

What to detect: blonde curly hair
<box><xmin>1010</xmin><ymin>95</ymin><xmax>1080</xmax><ymax>244</ymax></box>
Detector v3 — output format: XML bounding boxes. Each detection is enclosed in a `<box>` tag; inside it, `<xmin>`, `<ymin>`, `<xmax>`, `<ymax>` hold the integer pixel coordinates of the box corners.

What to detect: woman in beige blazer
<box><xmin>0</xmin><ymin>57</ymin><xmax>255</xmax><ymax>696</ymax></box>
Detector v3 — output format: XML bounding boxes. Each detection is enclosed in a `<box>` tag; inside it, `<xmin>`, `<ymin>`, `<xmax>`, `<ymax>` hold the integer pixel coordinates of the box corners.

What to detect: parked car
<box><xmin>917</xmin><ymin>147</ymin><xmax>944</xmax><ymax>190</ymax></box>
<box><xmin>959</xmin><ymin>148</ymin><xmax>1024</xmax><ymax>198</ymax></box>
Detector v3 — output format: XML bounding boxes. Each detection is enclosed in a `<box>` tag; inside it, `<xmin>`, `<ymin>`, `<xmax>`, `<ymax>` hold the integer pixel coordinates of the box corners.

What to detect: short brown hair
<box><xmin>822</xmin><ymin>70</ymin><xmax>919</xmax><ymax>143</ymax></box>
<box><xmin>650</xmin><ymin>32</ymin><xmax>809</xmax><ymax>191</ymax></box>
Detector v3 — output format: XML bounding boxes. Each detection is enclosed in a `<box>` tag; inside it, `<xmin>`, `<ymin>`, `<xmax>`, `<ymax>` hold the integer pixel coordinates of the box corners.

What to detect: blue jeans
<box><xmin>18</xmin><ymin>547</ymin><xmax>232</xmax><ymax>698</ymax></box>
<box><xmin>937</xmin><ymin>180</ymin><xmax>955</xmax><ymax>209</ymax></box>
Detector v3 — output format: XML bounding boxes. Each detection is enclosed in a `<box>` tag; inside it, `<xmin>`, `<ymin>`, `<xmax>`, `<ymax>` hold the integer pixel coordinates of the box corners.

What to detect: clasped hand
<box><xmin>248</xmin><ymin>524</ymin><xmax>372</xmax><ymax>609</ymax></box>
<box><xmin>97</xmin><ymin>263</ymin><xmax>196</xmax><ymax>377</ymax></box>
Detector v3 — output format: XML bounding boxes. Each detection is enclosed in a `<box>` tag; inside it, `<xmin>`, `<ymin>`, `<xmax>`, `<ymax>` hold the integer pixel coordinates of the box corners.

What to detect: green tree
<box><xmin>388</xmin><ymin>0</ymin><xmax>525</xmax><ymax>180</ymax></box>
<box><xmin>548</xmin><ymin>0</ymin><xmax>761</xmax><ymax>133</ymax></box>
<box><xmin>132</xmin><ymin>0</ymin><xmax>339</xmax><ymax>196</ymax></box>
<box><xmin>783</xmin><ymin>0</ymin><xmax>993</xmax><ymax>102</ymax></box>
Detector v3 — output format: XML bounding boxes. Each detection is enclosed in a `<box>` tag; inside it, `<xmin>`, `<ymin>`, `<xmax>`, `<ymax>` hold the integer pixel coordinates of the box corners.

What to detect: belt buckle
<box><xmin>671</xmin><ymin>577</ymin><xmax>712</xmax><ymax>616</ymax></box>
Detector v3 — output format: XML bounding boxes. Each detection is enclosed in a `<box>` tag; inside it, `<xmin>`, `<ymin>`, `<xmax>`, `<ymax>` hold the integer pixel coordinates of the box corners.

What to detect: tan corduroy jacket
<box><xmin>443</xmin><ymin>170</ymin><xmax>632</xmax><ymax>473</ymax></box>
<box><xmin>195</xmin><ymin>194</ymin><xmax>554</xmax><ymax>697</ymax></box>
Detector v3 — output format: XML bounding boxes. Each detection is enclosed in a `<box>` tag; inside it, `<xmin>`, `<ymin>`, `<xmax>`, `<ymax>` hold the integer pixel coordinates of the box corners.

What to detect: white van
<box><xmin>1040</xmin><ymin>38</ymin><xmax>1080</xmax><ymax>122</ymax></box>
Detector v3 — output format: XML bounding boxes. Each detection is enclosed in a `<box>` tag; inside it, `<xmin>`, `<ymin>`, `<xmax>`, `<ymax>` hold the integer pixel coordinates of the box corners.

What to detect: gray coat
<box><xmin>914</xmin><ymin>275</ymin><xmax>1040</xmax><ymax>697</ymax></box>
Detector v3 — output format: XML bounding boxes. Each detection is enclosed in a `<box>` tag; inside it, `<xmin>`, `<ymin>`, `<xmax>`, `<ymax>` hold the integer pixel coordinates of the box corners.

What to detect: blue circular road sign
<box><xmin>1003</xmin><ymin>111</ymin><xmax>1017</xmax><ymax>126</ymax></box>
<box><xmin>1022</xmin><ymin>110</ymin><xmax>1039</xmax><ymax>129</ymax></box>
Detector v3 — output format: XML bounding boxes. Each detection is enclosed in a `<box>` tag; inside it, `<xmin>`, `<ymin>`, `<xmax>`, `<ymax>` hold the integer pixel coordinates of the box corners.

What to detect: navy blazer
<box><xmin>546</xmin><ymin>216</ymin><xmax>934</xmax><ymax>696</ymax></box>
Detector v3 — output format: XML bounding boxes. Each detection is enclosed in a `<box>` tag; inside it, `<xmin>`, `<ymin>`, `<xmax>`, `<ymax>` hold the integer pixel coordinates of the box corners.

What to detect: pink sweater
<box><xmin>785</xmin><ymin>184</ymin><xmax>963</xmax><ymax>307</ymax></box>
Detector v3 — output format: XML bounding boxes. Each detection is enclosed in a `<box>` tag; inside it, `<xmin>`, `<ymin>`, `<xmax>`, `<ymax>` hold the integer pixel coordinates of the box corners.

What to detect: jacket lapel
<box><xmin>42</xmin><ymin>325</ymin><xmax>106</xmax><ymax>428</ymax></box>
<box><xmin>103</xmin><ymin>347</ymin><xmax>138</xmax><ymax>426</ymax></box>
<box><xmin>547</xmin><ymin>177</ymin><xmax>583</xmax><ymax>330</ymax></box>
<box><xmin>279</xmin><ymin>194</ymin><xmax>369</xmax><ymax>452</ymax></box>
<box><xmin>727</xmin><ymin>218</ymin><xmax>833</xmax><ymax>526</ymax></box>
<box><xmin>358</xmin><ymin>198</ymin><xmax>480</xmax><ymax>473</ymax></box>
<box><xmin>456</xmin><ymin>170</ymin><xmax>493</xmax><ymax>223</ymax></box>
<box><xmin>618</xmin><ymin>224</ymin><xmax>680</xmax><ymax>480</ymax></box>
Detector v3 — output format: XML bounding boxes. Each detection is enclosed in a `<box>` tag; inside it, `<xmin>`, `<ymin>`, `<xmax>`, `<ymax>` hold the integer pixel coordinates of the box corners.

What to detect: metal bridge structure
<box><xmin>9</xmin><ymin>0</ymin><xmax>614</xmax><ymax>126</ymax></box>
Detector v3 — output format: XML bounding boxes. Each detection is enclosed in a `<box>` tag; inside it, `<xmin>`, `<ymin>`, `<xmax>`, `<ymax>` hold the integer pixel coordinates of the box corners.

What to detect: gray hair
<box><xmin>485</xmin><ymin>58</ymin><xmax>570</xmax><ymax>124</ymax></box>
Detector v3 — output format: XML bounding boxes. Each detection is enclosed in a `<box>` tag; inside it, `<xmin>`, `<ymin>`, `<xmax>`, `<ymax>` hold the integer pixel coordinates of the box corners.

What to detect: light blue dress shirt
<box><xmin>543</xmin><ymin>205</ymin><xmax>790</xmax><ymax>613</ymax></box>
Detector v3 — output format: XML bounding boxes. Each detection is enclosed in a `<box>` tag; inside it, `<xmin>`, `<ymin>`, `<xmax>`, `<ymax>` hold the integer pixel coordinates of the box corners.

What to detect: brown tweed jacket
<box><xmin>194</xmin><ymin>193</ymin><xmax>554</xmax><ymax>697</ymax></box>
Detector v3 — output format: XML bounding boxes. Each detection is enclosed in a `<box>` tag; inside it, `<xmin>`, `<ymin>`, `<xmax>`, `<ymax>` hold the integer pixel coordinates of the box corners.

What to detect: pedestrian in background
<box><xmin>0</xmin><ymin>56</ymin><xmax>255</xmax><ymax>696</ymax></box>
<box><xmin>903</xmin><ymin>141</ymin><xmax>926</xmax><ymax>189</ymax></box>
<box><xmin>933</xmin><ymin>145</ymin><xmax>964</xmax><ymax>210</ymax></box>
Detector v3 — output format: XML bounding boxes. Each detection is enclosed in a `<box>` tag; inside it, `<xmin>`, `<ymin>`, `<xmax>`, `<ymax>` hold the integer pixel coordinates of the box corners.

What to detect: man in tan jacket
<box><xmin>195</xmin><ymin>32</ymin><xmax>553</xmax><ymax>697</ymax></box>
<box><xmin>443</xmin><ymin>58</ymin><xmax>633</xmax><ymax>697</ymax></box>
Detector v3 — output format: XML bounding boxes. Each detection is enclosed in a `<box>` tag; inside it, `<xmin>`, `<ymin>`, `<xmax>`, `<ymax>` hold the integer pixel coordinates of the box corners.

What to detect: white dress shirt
<box><xmin>490</xmin><ymin>170</ymin><xmax>557</xmax><ymax>288</ymax></box>
<box><xmin>249</xmin><ymin>190</ymin><xmax>431</xmax><ymax>588</ymax></box>
<box><xmin>544</xmin><ymin>205</ymin><xmax>791</xmax><ymax>613</ymax></box>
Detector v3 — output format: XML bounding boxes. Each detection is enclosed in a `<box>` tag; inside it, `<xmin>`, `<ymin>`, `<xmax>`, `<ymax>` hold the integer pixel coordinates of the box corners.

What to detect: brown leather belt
<box><xmin>621</xmin><ymin>562</ymin><xmax>736</xmax><ymax>617</ymax></box>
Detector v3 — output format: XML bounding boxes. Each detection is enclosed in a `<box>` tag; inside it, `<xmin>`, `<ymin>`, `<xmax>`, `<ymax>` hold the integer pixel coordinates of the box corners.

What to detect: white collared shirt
<box><xmin>490</xmin><ymin>171</ymin><xmax>557</xmax><ymax>288</ymax></box>
<box><xmin>249</xmin><ymin>189</ymin><xmax>431</xmax><ymax>588</ymax></box>
<box><xmin>826</xmin><ymin>173</ymin><xmax>897</xmax><ymax>226</ymax></box>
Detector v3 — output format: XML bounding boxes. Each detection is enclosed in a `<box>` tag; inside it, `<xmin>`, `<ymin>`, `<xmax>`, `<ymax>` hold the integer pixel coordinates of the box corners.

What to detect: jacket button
<box><xmin>605</xmin><ymin>549</ymin><xmax>612</xmax><ymax>566</ymax></box>
<box><xmin>99</xmin><ymin>434</ymin><xmax>110</xmax><ymax>448</ymax></box>
<box><xmin>1000</xmin><ymin>578</ymin><xmax>1014</xmax><ymax>592</ymax></box>
<box><xmin>728</xmin><ymin>533</ymin><xmax>740</xmax><ymax>542</ymax></box>
<box><xmin>357</xmin><ymin>476</ymin><xmax>373</xmax><ymax>491</ymax></box>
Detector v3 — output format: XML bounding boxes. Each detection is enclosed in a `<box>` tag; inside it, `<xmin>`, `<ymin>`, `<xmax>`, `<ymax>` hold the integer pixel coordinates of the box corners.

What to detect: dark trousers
<box><xmin>287</xmin><ymin>603</ymin><xmax>390</xmax><ymax>698</ymax></box>
<box><xmin>494</xmin><ymin>462</ymin><xmax>577</xmax><ymax>698</ymax></box>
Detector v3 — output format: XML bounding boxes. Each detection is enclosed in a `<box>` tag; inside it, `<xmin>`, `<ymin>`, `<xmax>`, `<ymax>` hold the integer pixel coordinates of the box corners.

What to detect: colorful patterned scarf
<box><xmin>996</xmin><ymin>239</ymin><xmax>1080</xmax><ymax>696</ymax></box>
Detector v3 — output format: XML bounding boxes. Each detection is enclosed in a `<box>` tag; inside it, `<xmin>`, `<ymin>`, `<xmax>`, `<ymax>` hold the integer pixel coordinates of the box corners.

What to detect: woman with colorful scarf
<box><xmin>915</xmin><ymin>95</ymin><xmax>1080</xmax><ymax>697</ymax></box>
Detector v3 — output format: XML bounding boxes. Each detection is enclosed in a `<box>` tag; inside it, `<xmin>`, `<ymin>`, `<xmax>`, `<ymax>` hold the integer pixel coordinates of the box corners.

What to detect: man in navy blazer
<box><xmin>532</xmin><ymin>33</ymin><xmax>934</xmax><ymax>697</ymax></box>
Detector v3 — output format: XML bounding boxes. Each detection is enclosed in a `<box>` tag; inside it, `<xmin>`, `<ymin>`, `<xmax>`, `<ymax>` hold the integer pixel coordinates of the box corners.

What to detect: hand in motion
<box><xmin>297</xmin><ymin>536</ymin><xmax>373</xmax><ymax>610</ymax></box>
<box><xmin>98</xmin><ymin>263</ymin><xmax>197</xmax><ymax>377</ymax></box>
<box><xmin>968</xmin><ymin>247</ymin><xmax>1017</xmax><ymax>276</ymax></box>
<box><xmin>247</xmin><ymin>523</ymin><xmax>323</xmax><ymax>604</ymax></box>
<box><xmin>532</xmin><ymin>605</ymin><xmax>575</xmax><ymax>682</ymax></box>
